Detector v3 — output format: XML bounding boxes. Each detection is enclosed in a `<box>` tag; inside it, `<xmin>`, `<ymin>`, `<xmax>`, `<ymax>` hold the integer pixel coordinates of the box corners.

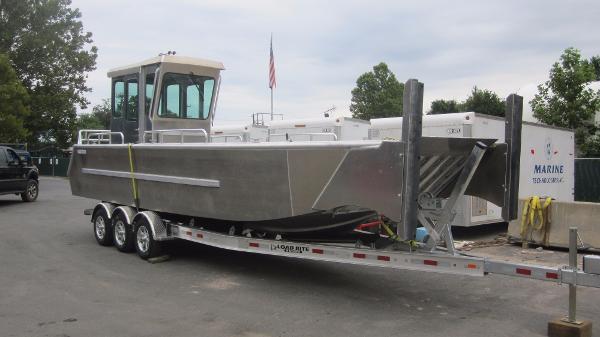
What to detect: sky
<box><xmin>71</xmin><ymin>0</ymin><xmax>600</xmax><ymax>124</ymax></box>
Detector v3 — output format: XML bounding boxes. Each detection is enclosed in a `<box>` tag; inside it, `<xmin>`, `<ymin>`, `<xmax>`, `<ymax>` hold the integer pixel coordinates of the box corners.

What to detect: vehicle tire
<box><xmin>134</xmin><ymin>218</ymin><xmax>162</xmax><ymax>259</ymax></box>
<box><xmin>20</xmin><ymin>179</ymin><xmax>38</xmax><ymax>202</ymax></box>
<box><xmin>113</xmin><ymin>213</ymin><xmax>134</xmax><ymax>252</ymax></box>
<box><xmin>93</xmin><ymin>208</ymin><xmax>113</xmax><ymax>246</ymax></box>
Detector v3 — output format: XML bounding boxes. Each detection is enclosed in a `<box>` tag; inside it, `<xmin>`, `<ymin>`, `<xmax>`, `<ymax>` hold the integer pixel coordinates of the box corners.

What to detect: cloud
<box><xmin>72</xmin><ymin>0</ymin><xmax>600</xmax><ymax>124</ymax></box>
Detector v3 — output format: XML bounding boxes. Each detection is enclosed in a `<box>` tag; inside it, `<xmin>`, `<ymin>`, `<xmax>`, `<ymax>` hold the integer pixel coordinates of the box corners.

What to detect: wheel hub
<box><xmin>115</xmin><ymin>221</ymin><xmax>126</xmax><ymax>245</ymax></box>
<box><xmin>137</xmin><ymin>226</ymin><xmax>150</xmax><ymax>253</ymax></box>
<box><xmin>95</xmin><ymin>217</ymin><xmax>105</xmax><ymax>239</ymax></box>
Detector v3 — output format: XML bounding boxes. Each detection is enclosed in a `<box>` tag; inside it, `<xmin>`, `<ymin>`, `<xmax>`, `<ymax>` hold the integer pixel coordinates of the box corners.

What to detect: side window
<box><xmin>0</xmin><ymin>150</ymin><xmax>7</xmax><ymax>166</ymax></box>
<box><xmin>6</xmin><ymin>149</ymin><xmax>19</xmax><ymax>163</ymax></box>
<box><xmin>186</xmin><ymin>85</ymin><xmax>200</xmax><ymax>119</ymax></box>
<box><xmin>203</xmin><ymin>79</ymin><xmax>215</xmax><ymax>119</ymax></box>
<box><xmin>126</xmin><ymin>80</ymin><xmax>138</xmax><ymax>121</ymax></box>
<box><xmin>159</xmin><ymin>83</ymin><xmax>181</xmax><ymax>118</ymax></box>
<box><xmin>145</xmin><ymin>74</ymin><xmax>155</xmax><ymax>114</ymax></box>
<box><xmin>113</xmin><ymin>80</ymin><xmax>125</xmax><ymax>118</ymax></box>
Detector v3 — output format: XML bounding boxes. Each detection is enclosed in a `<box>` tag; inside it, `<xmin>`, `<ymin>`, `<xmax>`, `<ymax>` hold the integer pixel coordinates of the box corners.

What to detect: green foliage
<box><xmin>75</xmin><ymin>98</ymin><xmax>111</xmax><ymax>139</ymax></box>
<box><xmin>91</xmin><ymin>99</ymin><xmax>112</xmax><ymax>129</ymax></box>
<box><xmin>429</xmin><ymin>87</ymin><xmax>504</xmax><ymax>116</ymax></box>
<box><xmin>531</xmin><ymin>48</ymin><xmax>600</xmax><ymax>157</ymax></box>
<box><xmin>429</xmin><ymin>99</ymin><xmax>461</xmax><ymax>115</ymax></box>
<box><xmin>350</xmin><ymin>62</ymin><xmax>404</xmax><ymax>120</ymax></box>
<box><xmin>0</xmin><ymin>0</ymin><xmax>98</xmax><ymax>148</ymax></box>
<box><xmin>462</xmin><ymin>86</ymin><xmax>505</xmax><ymax>117</ymax></box>
<box><xmin>0</xmin><ymin>54</ymin><xmax>30</xmax><ymax>142</ymax></box>
<box><xmin>591</xmin><ymin>56</ymin><xmax>600</xmax><ymax>81</ymax></box>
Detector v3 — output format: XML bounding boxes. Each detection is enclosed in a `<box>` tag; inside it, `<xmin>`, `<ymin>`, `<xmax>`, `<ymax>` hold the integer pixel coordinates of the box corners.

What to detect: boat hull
<box><xmin>68</xmin><ymin>139</ymin><xmax>506</xmax><ymax>231</ymax></box>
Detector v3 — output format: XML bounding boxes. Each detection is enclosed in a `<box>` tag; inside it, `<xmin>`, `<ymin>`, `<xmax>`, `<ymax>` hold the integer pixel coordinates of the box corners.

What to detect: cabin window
<box><xmin>145</xmin><ymin>74</ymin><xmax>154</xmax><ymax>113</ymax></box>
<box><xmin>157</xmin><ymin>73</ymin><xmax>214</xmax><ymax>120</ymax></box>
<box><xmin>113</xmin><ymin>80</ymin><xmax>125</xmax><ymax>118</ymax></box>
<box><xmin>126</xmin><ymin>80</ymin><xmax>138</xmax><ymax>121</ymax></box>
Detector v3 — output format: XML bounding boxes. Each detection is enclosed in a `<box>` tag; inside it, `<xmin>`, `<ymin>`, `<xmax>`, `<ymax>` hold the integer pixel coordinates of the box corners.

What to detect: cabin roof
<box><xmin>107</xmin><ymin>55</ymin><xmax>225</xmax><ymax>78</ymax></box>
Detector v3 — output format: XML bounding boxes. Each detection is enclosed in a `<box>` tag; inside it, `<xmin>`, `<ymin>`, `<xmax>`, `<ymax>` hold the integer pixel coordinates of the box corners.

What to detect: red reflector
<box><xmin>312</xmin><ymin>248</ymin><xmax>324</xmax><ymax>254</ymax></box>
<box><xmin>294</xmin><ymin>124</ymin><xmax>306</xmax><ymax>128</ymax></box>
<box><xmin>467</xmin><ymin>263</ymin><xmax>478</xmax><ymax>269</ymax></box>
<box><xmin>353</xmin><ymin>253</ymin><xmax>366</xmax><ymax>259</ymax></box>
<box><xmin>196</xmin><ymin>233</ymin><xmax>203</xmax><ymax>238</ymax></box>
<box><xmin>249</xmin><ymin>242</ymin><xmax>259</xmax><ymax>248</ymax></box>
<box><xmin>546</xmin><ymin>272</ymin><xmax>559</xmax><ymax>279</ymax></box>
<box><xmin>377</xmin><ymin>255</ymin><xmax>390</xmax><ymax>262</ymax></box>
<box><xmin>185</xmin><ymin>231</ymin><xmax>192</xmax><ymax>236</ymax></box>
<box><xmin>424</xmin><ymin>259</ymin><xmax>438</xmax><ymax>266</ymax></box>
<box><xmin>516</xmin><ymin>268</ymin><xmax>531</xmax><ymax>276</ymax></box>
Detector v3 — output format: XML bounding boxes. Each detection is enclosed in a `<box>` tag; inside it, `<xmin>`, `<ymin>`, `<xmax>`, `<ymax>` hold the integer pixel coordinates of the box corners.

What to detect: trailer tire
<box><xmin>134</xmin><ymin>218</ymin><xmax>162</xmax><ymax>259</ymax></box>
<box><xmin>113</xmin><ymin>213</ymin><xmax>134</xmax><ymax>252</ymax></box>
<box><xmin>93</xmin><ymin>208</ymin><xmax>113</xmax><ymax>246</ymax></box>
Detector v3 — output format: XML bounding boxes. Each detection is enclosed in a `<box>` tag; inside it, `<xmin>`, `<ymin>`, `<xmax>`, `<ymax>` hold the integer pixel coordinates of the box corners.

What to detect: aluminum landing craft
<box><xmin>69</xmin><ymin>137</ymin><xmax>507</xmax><ymax>235</ymax></box>
<box><xmin>68</xmin><ymin>55</ymin><xmax>516</xmax><ymax>238</ymax></box>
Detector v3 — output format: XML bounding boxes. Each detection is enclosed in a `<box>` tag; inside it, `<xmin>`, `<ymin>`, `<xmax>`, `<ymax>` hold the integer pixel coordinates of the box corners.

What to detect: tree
<box><xmin>91</xmin><ymin>99</ymin><xmax>111</xmax><ymax>129</ymax></box>
<box><xmin>462</xmin><ymin>86</ymin><xmax>505</xmax><ymax>117</ymax></box>
<box><xmin>0</xmin><ymin>0</ymin><xmax>98</xmax><ymax>148</ymax></box>
<box><xmin>76</xmin><ymin>112</ymin><xmax>104</xmax><ymax>130</ymax></box>
<box><xmin>430</xmin><ymin>99</ymin><xmax>461</xmax><ymax>114</ymax></box>
<box><xmin>350</xmin><ymin>62</ymin><xmax>404</xmax><ymax>120</ymax></box>
<box><xmin>531</xmin><ymin>48</ymin><xmax>600</xmax><ymax>156</ymax></box>
<box><xmin>591</xmin><ymin>56</ymin><xmax>600</xmax><ymax>81</ymax></box>
<box><xmin>0</xmin><ymin>54</ymin><xmax>30</xmax><ymax>142</ymax></box>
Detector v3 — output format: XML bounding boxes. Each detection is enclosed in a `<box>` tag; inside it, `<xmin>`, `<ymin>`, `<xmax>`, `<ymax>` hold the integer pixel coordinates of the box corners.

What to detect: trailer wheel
<box><xmin>135</xmin><ymin>218</ymin><xmax>162</xmax><ymax>259</ymax></box>
<box><xmin>113</xmin><ymin>213</ymin><xmax>134</xmax><ymax>252</ymax></box>
<box><xmin>92</xmin><ymin>208</ymin><xmax>113</xmax><ymax>246</ymax></box>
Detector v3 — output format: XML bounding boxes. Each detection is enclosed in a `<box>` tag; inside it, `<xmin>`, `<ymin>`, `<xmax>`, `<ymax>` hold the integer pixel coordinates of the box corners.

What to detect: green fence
<box><xmin>574</xmin><ymin>158</ymin><xmax>600</xmax><ymax>202</ymax></box>
<box><xmin>33</xmin><ymin>156</ymin><xmax>70</xmax><ymax>177</ymax></box>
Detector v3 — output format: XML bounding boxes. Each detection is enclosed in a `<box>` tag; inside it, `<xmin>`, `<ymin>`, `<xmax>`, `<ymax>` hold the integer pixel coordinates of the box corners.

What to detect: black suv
<box><xmin>0</xmin><ymin>146</ymin><xmax>39</xmax><ymax>202</ymax></box>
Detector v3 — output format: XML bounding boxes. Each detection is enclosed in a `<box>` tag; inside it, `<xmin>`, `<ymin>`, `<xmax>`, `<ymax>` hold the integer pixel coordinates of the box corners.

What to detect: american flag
<box><xmin>269</xmin><ymin>36</ymin><xmax>276</xmax><ymax>89</ymax></box>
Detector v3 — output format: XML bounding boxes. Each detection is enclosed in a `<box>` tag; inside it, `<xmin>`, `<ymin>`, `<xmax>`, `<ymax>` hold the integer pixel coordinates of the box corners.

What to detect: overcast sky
<box><xmin>71</xmin><ymin>0</ymin><xmax>600</xmax><ymax>124</ymax></box>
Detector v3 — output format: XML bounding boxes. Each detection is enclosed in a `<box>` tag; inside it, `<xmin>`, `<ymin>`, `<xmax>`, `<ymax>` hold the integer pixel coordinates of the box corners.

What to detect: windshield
<box><xmin>157</xmin><ymin>73</ymin><xmax>215</xmax><ymax>120</ymax></box>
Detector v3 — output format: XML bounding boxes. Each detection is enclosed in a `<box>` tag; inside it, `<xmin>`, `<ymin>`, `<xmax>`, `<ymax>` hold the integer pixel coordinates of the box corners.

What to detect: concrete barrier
<box><xmin>508</xmin><ymin>199</ymin><xmax>600</xmax><ymax>249</ymax></box>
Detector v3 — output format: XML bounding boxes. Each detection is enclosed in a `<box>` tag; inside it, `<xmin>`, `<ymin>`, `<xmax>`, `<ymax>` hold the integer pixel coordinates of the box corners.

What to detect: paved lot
<box><xmin>0</xmin><ymin>177</ymin><xmax>598</xmax><ymax>337</ymax></box>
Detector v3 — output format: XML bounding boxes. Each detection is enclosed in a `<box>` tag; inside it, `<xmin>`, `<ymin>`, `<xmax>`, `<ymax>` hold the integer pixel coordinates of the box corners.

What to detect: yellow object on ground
<box><xmin>520</xmin><ymin>196</ymin><xmax>552</xmax><ymax>246</ymax></box>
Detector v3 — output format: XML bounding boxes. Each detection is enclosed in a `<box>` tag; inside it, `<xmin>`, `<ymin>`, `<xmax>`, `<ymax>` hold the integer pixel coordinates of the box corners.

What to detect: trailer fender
<box><xmin>132</xmin><ymin>211</ymin><xmax>172</xmax><ymax>241</ymax></box>
<box><xmin>111</xmin><ymin>206</ymin><xmax>137</xmax><ymax>227</ymax></box>
<box><xmin>92</xmin><ymin>202</ymin><xmax>116</xmax><ymax>222</ymax></box>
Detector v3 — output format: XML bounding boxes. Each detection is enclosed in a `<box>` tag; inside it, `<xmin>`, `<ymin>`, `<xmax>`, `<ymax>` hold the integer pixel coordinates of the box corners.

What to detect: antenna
<box><xmin>323</xmin><ymin>105</ymin><xmax>336</xmax><ymax>118</ymax></box>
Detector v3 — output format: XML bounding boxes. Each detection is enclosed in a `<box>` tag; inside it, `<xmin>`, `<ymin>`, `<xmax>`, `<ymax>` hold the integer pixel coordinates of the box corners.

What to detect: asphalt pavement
<box><xmin>0</xmin><ymin>177</ymin><xmax>598</xmax><ymax>337</ymax></box>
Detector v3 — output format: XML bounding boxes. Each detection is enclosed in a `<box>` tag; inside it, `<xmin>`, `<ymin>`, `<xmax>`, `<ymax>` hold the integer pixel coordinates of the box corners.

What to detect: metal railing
<box><xmin>252</xmin><ymin>112</ymin><xmax>283</xmax><ymax>126</ymax></box>
<box><xmin>210</xmin><ymin>134</ymin><xmax>244</xmax><ymax>142</ymax></box>
<box><xmin>269</xmin><ymin>132</ymin><xmax>338</xmax><ymax>142</ymax></box>
<box><xmin>144</xmin><ymin>129</ymin><xmax>210</xmax><ymax>143</ymax></box>
<box><xmin>78</xmin><ymin>130</ymin><xmax>124</xmax><ymax>144</ymax></box>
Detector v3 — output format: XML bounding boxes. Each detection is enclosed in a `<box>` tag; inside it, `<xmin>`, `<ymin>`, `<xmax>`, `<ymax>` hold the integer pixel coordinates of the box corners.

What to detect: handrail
<box><xmin>144</xmin><ymin>129</ymin><xmax>209</xmax><ymax>143</ymax></box>
<box><xmin>269</xmin><ymin>132</ymin><xmax>338</xmax><ymax>142</ymax></box>
<box><xmin>211</xmin><ymin>134</ymin><xmax>244</xmax><ymax>142</ymax></box>
<box><xmin>78</xmin><ymin>130</ymin><xmax>124</xmax><ymax>144</ymax></box>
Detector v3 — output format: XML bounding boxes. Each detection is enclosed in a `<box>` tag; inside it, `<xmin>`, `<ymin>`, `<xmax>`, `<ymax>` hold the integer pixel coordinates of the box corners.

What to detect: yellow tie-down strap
<box><xmin>520</xmin><ymin>196</ymin><xmax>552</xmax><ymax>242</ymax></box>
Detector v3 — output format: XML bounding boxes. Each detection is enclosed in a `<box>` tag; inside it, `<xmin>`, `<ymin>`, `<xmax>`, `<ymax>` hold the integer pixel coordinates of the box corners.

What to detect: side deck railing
<box><xmin>78</xmin><ymin>130</ymin><xmax>124</xmax><ymax>144</ymax></box>
<box><xmin>144</xmin><ymin>129</ymin><xmax>210</xmax><ymax>143</ymax></box>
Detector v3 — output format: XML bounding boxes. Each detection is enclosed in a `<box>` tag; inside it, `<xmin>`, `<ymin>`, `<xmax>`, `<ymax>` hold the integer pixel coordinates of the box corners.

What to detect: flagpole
<box><xmin>270</xmin><ymin>87</ymin><xmax>273</xmax><ymax>121</ymax></box>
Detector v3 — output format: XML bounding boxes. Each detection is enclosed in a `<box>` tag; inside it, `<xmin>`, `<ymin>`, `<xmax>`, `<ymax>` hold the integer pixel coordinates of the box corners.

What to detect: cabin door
<box><xmin>110</xmin><ymin>74</ymin><xmax>139</xmax><ymax>143</ymax></box>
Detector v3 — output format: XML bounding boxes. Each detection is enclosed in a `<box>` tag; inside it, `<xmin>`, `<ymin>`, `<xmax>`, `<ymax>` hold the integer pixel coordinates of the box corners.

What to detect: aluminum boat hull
<box><xmin>68</xmin><ymin>138</ymin><xmax>506</xmax><ymax>232</ymax></box>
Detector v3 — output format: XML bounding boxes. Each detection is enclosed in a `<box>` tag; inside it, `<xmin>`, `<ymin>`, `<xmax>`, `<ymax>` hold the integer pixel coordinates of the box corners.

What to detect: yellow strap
<box><xmin>127</xmin><ymin>143</ymin><xmax>139</xmax><ymax>208</ymax></box>
<box><xmin>520</xmin><ymin>196</ymin><xmax>552</xmax><ymax>240</ymax></box>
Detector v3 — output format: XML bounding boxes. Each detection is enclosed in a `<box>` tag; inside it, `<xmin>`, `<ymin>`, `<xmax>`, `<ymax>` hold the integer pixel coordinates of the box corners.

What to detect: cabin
<box><xmin>106</xmin><ymin>55</ymin><xmax>224</xmax><ymax>143</ymax></box>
